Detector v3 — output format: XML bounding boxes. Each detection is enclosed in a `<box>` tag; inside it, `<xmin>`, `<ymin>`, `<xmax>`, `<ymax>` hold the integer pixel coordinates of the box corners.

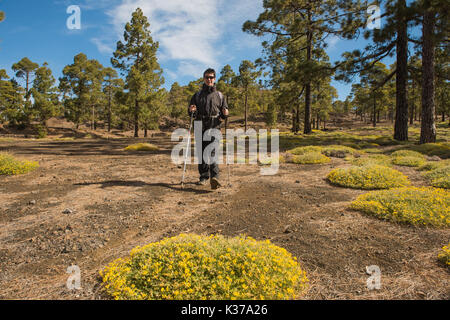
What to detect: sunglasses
<box><xmin>204</xmin><ymin>76</ymin><xmax>215</xmax><ymax>80</ymax></box>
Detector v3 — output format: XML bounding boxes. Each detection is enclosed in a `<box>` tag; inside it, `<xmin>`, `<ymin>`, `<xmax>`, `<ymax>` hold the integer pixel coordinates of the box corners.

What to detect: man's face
<box><xmin>204</xmin><ymin>73</ymin><xmax>216</xmax><ymax>87</ymax></box>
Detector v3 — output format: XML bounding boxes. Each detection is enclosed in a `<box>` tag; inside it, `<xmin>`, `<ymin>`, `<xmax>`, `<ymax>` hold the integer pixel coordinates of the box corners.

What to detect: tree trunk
<box><xmin>420</xmin><ymin>4</ymin><xmax>437</xmax><ymax>144</ymax></box>
<box><xmin>303</xmin><ymin>10</ymin><xmax>312</xmax><ymax>134</ymax></box>
<box><xmin>394</xmin><ymin>0</ymin><xmax>409</xmax><ymax>141</ymax></box>
<box><xmin>108</xmin><ymin>91</ymin><xmax>112</xmax><ymax>132</ymax></box>
<box><xmin>410</xmin><ymin>79</ymin><xmax>415</xmax><ymax>125</ymax></box>
<box><xmin>144</xmin><ymin>125</ymin><xmax>148</xmax><ymax>138</ymax></box>
<box><xmin>134</xmin><ymin>99</ymin><xmax>139</xmax><ymax>137</ymax></box>
<box><xmin>244</xmin><ymin>87</ymin><xmax>248</xmax><ymax>132</ymax></box>
<box><xmin>373</xmin><ymin>93</ymin><xmax>377</xmax><ymax>127</ymax></box>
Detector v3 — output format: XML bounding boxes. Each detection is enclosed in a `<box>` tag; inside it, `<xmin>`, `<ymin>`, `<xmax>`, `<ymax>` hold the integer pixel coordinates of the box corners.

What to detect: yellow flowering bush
<box><xmin>321</xmin><ymin>145</ymin><xmax>360</xmax><ymax>157</ymax></box>
<box><xmin>351</xmin><ymin>154</ymin><xmax>392</xmax><ymax>167</ymax></box>
<box><xmin>288</xmin><ymin>145</ymin><xmax>359</xmax><ymax>158</ymax></box>
<box><xmin>422</xmin><ymin>166</ymin><xmax>450</xmax><ymax>189</ymax></box>
<box><xmin>438</xmin><ymin>243</ymin><xmax>450</xmax><ymax>267</ymax></box>
<box><xmin>124</xmin><ymin>143</ymin><xmax>159</xmax><ymax>151</ymax></box>
<box><xmin>391</xmin><ymin>156</ymin><xmax>427</xmax><ymax>167</ymax></box>
<box><xmin>350</xmin><ymin>187</ymin><xmax>450</xmax><ymax>227</ymax></box>
<box><xmin>292</xmin><ymin>152</ymin><xmax>331</xmax><ymax>164</ymax></box>
<box><xmin>100</xmin><ymin>234</ymin><xmax>309</xmax><ymax>300</ymax></box>
<box><xmin>410</xmin><ymin>142</ymin><xmax>450</xmax><ymax>159</ymax></box>
<box><xmin>327</xmin><ymin>165</ymin><xmax>411</xmax><ymax>189</ymax></box>
<box><xmin>363</xmin><ymin>148</ymin><xmax>383</xmax><ymax>154</ymax></box>
<box><xmin>373</xmin><ymin>136</ymin><xmax>403</xmax><ymax>146</ymax></box>
<box><xmin>391</xmin><ymin>150</ymin><xmax>426</xmax><ymax>159</ymax></box>
<box><xmin>418</xmin><ymin>159</ymin><xmax>450</xmax><ymax>172</ymax></box>
<box><xmin>288</xmin><ymin>146</ymin><xmax>323</xmax><ymax>155</ymax></box>
<box><xmin>0</xmin><ymin>152</ymin><xmax>39</xmax><ymax>175</ymax></box>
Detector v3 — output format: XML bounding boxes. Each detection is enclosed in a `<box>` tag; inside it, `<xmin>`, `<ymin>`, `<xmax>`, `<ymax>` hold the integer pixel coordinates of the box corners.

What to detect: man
<box><xmin>188</xmin><ymin>68</ymin><xmax>229</xmax><ymax>189</ymax></box>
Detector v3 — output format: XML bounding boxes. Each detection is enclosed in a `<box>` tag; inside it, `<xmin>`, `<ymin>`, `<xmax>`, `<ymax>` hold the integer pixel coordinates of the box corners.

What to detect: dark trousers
<box><xmin>198</xmin><ymin>132</ymin><xmax>219</xmax><ymax>180</ymax></box>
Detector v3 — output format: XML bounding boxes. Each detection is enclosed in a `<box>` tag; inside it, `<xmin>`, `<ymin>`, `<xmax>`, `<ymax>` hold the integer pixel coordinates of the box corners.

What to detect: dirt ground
<box><xmin>0</xmin><ymin>122</ymin><xmax>449</xmax><ymax>300</ymax></box>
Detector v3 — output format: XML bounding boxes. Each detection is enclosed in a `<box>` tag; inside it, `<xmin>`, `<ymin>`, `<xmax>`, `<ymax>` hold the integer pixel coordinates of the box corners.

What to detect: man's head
<box><xmin>203</xmin><ymin>68</ymin><xmax>216</xmax><ymax>87</ymax></box>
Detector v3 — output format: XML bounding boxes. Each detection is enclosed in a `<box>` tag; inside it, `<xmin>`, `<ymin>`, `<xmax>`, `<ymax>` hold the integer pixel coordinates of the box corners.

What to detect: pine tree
<box><xmin>111</xmin><ymin>8</ymin><xmax>164</xmax><ymax>137</ymax></box>
<box><xmin>31</xmin><ymin>63</ymin><xmax>61</xmax><ymax>126</ymax></box>
<box><xmin>102</xmin><ymin>67</ymin><xmax>124</xmax><ymax>132</ymax></box>
<box><xmin>60</xmin><ymin>53</ymin><xmax>104</xmax><ymax>129</ymax></box>
<box><xmin>360</xmin><ymin>62</ymin><xmax>390</xmax><ymax>127</ymax></box>
<box><xmin>0</xmin><ymin>70</ymin><xmax>25</xmax><ymax>126</ymax></box>
<box><xmin>218</xmin><ymin>64</ymin><xmax>238</xmax><ymax>109</ymax></box>
<box><xmin>12</xmin><ymin>57</ymin><xmax>39</xmax><ymax>103</ymax></box>
<box><xmin>235</xmin><ymin>60</ymin><xmax>261</xmax><ymax>132</ymax></box>
<box><xmin>168</xmin><ymin>82</ymin><xmax>186</xmax><ymax>120</ymax></box>
<box><xmin>414</xmin><ymin>0</ymin><xmax>449</xmax><ymax>143</ymax></box>
<box><xmin>244</xmin><ymin>0</ymin><xmax>364</xmax><ymax>134</ymax></box>
<box><xmin>335</xmin><ymin>0</ymin><xmax>419</xmax><ymax>141</ymax></box>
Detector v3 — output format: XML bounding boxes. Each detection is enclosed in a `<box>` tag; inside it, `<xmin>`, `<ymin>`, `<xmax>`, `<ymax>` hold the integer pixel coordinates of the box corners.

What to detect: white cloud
<box><xmin>106</xmin><ymin>0</ymin><xmax>221</xmax><ymax>67</ymax></box>
<box><xmin>98</xmin><ymin>0</ymin><xmax>263</xmax><ymax>78</ymax></box>
<box><xmin>325</xmin><ymin>35</ymin><xmax>340</xmax><ymax>51</ymax></box>
<box><xmin>91</xmin><ymin>38</ymin><xmax>114</xmax><ymax>55</ymax></box>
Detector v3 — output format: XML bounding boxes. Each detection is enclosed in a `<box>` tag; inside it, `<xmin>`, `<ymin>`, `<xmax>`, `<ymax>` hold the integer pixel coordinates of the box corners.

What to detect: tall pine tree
<box><xmin>244</xmin><ymin>0</ymin><xmax>364</xmax><ymax>134</ymax></box>
<box><xmin>31</xmin><ymin>62</ymin><xmax>61</xmax><ymax>126</ymax></box>
<box><xmin>111</xmin><ymin>8</ymin><xmax>164</xmax><ymax>137</ymax></box>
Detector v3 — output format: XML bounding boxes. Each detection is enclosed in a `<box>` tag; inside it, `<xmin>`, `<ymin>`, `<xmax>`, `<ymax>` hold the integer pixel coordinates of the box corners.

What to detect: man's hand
<box><xmin>189</xmin><ymin>105</ymin><xmax>197</xmax><ymax>113</ymax></box>
<box><xmin>222</xmin><ymin>108</ymin><xmax>229</xmax><ymax>116</ymax></box>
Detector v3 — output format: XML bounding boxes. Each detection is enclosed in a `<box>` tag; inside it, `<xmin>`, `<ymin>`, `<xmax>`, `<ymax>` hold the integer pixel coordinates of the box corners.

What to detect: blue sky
<box><xmin>0</xmin><ymin>0</ymin><xmax>397</xmax><ymax>100</ymax></box>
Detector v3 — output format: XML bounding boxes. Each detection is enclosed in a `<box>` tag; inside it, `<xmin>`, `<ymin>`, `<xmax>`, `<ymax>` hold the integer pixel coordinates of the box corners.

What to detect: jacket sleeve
<box><xmin>188</xmin><ymin>94</ymin><xmax>196</xmax><ymax>117</ymax></box>
<box><xmin>219</xmin><ymin>93</ymin><xmax>229</xmax><ymax>119</ymax></box>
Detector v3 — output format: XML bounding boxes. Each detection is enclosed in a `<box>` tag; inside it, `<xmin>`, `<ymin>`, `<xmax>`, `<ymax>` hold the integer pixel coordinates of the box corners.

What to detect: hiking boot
<box><xmin>197</xmin><ymin>178</ymin><xmax>209</xmax><ymax>186</ymax></box>
<box><xmin>210</xmin><ymin>177</ymin><xmax>222</xmax><ymax>190</ymax></box>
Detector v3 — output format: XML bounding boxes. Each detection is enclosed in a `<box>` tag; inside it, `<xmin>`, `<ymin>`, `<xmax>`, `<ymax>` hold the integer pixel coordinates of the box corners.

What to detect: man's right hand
<box><xmin>189</xmin><ymin>105</ymin><xmax>197</xmax><ymax>114</ymax></box>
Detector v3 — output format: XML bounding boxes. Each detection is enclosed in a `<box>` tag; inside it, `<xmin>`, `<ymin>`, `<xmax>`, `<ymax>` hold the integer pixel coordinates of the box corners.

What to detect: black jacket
<box><xmin>188</xmin><ymin>84</ymin><xmax>228</xmax><ymax>129</ymax></box>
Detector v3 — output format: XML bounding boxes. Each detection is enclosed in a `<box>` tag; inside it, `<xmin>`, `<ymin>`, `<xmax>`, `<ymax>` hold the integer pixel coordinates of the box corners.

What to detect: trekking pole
<box><xmin>225</xmin><ymin>117</ymin><xmax>231</xmax><ymax>187</ymax></box>
<box><xmin>181</xmin><ymin>111</ymin><xmax>195</xmax><ymax>189</ymax></box>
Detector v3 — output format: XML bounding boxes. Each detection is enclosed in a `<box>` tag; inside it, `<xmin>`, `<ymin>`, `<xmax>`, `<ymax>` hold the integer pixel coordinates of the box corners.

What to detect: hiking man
<box><xmin>188</xmin><ymin>68</ymin><xmax>229</xmax><ymax>189</ymax></box>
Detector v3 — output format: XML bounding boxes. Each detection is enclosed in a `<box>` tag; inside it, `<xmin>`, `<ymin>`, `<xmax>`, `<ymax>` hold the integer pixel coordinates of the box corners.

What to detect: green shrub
<box><xmin>124</xmin><ymin>143</ymin><xmax>159</xmax><ymax>151</ymax></box>
<box><xmin>288</xmin><ymin>146</ymin><xmax>323</xmax><ymax>155</ymax></box>
<box><xmin>418</xmin><ymin>159</ymin><xmax>450</xmax><ymax>172</ymax></box>
<box><xmin>351</xmin><ymin>154</ymin><xmax>392</xmax><ymax>167</ymax></box>
<box><xmin>391</xmin><ymin>156</ymin><xmax>427</xmax><ymax>167</ymax></box>
<box><xmin>350</xmin><ymin>187</ymin><xmax>450</xmax><ymax>227</ymax></box>
<box><xmin>362</xmin><ymin>148</ymin><xmax>383</xmax><ymax>154</ymax></box>
<box><xmin>327</xmin><ymin>165</ymin><xmax>410</xmax><ymax>189</ymax></box>
<box><xmin>100</xmin><ymin>234</ymin><xmax>309</xmax><ymax>300</ymax></box>
<box><xmin>422</xmin><ymin>166</ymin><xmax>450</xmax><ymax>189</ymax></box>
<box><xmin>360</xmin><ymin>142</ymin><xmax>380</xmax><ymax>149</ymax></box>
<box><xmin>36</xmin><ymin>125</ymin><xmax>48</xmax><ymax>139</ymax></box>
<box><xmin>410</xmin><ymin>143</ymin><xmax>450</xmax><ymax>159</ymax></box>
<box><xmin>292</xmin><ymin>152</ymin><xmax>331</xmax><ymax>164</ymax></box>
<box><xmin>373</xmin><ymin>136</ymin><xmax>402</xmax><ymax>146</ymax></box>
<box><xmin>390</xmin><ymin>150</ymin><xmax>426</xmax><ymax>159</ymax></box>
<box><xmin>0</xmin><ymin>152</ymin><xmax>39</xmax><ymax>175</ymax></box>
<box><xmin>321</xmin><ymin>145</ymin><xmax>361</xmax><ymax>157</ymax></box>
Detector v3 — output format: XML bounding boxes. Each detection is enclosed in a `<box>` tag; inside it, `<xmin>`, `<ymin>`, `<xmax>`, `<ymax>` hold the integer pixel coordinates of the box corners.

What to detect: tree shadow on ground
<box><xmin>74</xmin><ymin>180</ymin><xmax>212</xmax><ymax>194</ymax></box>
